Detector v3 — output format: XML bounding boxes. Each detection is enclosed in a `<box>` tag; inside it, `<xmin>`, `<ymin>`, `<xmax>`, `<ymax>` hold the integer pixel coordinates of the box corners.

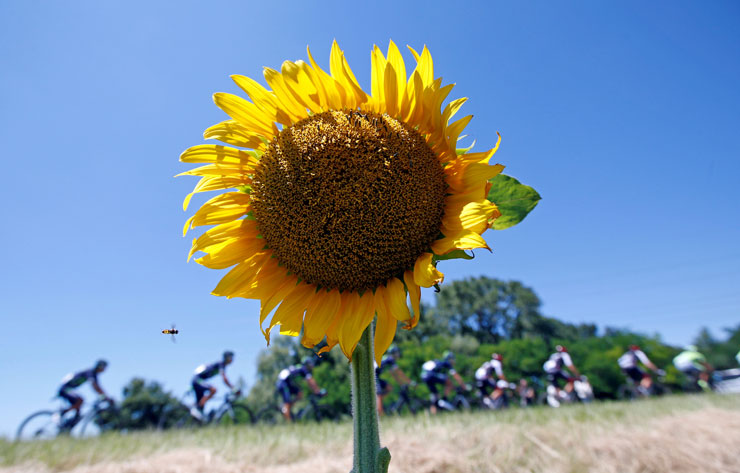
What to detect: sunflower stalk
<box><xmin>350</xmin><ymin>322</ymin><xmax>390</xmax><ymax>473</ymax></box>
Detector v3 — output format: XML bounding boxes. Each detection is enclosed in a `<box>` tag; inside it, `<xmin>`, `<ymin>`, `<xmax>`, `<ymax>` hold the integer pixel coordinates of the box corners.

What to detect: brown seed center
<box><xmin>251</xmin><ymin>110</ymin><xmax>447</xmax><ymax>292</ymax></box>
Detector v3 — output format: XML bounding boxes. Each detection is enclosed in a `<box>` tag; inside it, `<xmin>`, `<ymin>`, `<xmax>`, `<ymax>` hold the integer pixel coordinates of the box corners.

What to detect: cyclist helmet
<box><xmin>491</xmin><ymin>353</ymin><xmax>503</xmax><ymax>361</ymax></box>
<box><xmin>301</xmin><ymin>356</ymin><xmax>315</xmax><ymax>368</ymax></box>
<box><xmin>94</xmin><ymin>359</ymin><xmax>108</xmax><ymax>371</ymax></box>
<box><xmin>629</xmin><ymin>344</ymin><xmax>640</xmax><ymax>351</ymax></box>
<box><xmin>443</xmin><ymin>350</ymin><xmax>455</xmax><ymax>362</ymax></box>
<box><xmin>556</xmin><ymin>345</ymin><xmax>567</xmax><ymax>353</ymax></box>
<box><xmin>388</xmin><ymin>345</ymin><xmax>401</xmax><ymax>357</ymax></box>
<box><xmin>223</xmin><ymin>350</ymin><xmax>235</xmax><ymax>362</ymax></box>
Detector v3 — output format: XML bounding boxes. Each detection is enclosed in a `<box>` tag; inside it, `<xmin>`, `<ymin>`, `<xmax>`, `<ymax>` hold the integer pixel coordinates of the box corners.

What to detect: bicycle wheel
<box><xmin>16</xmin><ymin>410</ymin><xmax>58</xmax><ymax>441</ymax></box>
<box><xmin>159</xmin><ymin>404</ymin><xmax>198</xmax><ymax>430</ymax></box>
<box><xmin>255</xmin><ymin>406</ymin><xmax>279</xmax><ymax>425</ymax></box>
<box><xmin>617</xmin><ymin>384</ymin><xmax>635</xmax><ymax>401</ymax></box>
<box><xmin>216</xmin><ymin>405</ymin><xmax>254</xmax><ymax>426</ymax></box>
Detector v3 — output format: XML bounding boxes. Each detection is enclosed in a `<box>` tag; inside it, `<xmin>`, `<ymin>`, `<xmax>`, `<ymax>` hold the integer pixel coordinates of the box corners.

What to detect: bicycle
<box><xmin>16</xmin><ymin>396</ymin><xmax>116</xmax><ymax>441</ymax></box>
<box><xmin>618</xmin><ymin>370</ymin><xmax>671</xmax><ymax>400</ymax></box>
<box><xmin>257</xmin><ymin>390</ymin><xmax>334</xmax><ymax>424</ymax></box>
<box><xmin>293</xmin><ymin>391</ymin><xmax>334</xmax><ymax>422</ymax></box>
<box><xmin>384</xmin><ymin>384</ymin><xmax>425</xmax><ymax>416</ymax></box>
<box><xmin>157</xmin><ymin>388</ymin><xmax>253</xmax><ymax>429</ymax></box>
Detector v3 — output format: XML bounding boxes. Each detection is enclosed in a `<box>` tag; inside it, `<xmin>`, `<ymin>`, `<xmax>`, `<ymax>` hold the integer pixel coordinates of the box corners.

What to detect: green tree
<box><xmin>434</xmin><ymin>277</ymin><xmax>543</xmax><ymax>343</ymax></box>
<box><xmin>105</xmin><ymin>378</ymin><xmax>182</xmax><ymax>430</ymax></box>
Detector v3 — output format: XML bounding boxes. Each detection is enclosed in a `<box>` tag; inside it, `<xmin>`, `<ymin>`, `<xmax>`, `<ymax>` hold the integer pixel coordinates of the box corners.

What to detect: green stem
<box><xmin>350</xmin><ymin>322</ymin><xmax>390</xmax><ymax>473</ymax></box>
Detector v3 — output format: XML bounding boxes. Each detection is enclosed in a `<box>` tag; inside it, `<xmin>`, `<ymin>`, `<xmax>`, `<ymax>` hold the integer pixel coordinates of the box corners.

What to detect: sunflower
<box><xmin>180</xmin><ymin>41</ymin><xmax>505</xmax><ymax>362</ymax></box>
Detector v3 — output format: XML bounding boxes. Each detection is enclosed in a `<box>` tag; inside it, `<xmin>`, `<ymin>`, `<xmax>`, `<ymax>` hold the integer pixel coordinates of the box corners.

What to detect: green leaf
<box><xmin>486</xmin><ymin>174</ymin><xmax>541</xmax><ymax>230</ymax></box>
<box><xmin>433</xmin><ymin>249</ymin><xmax>475</xmax><ymax>262</ymax></box>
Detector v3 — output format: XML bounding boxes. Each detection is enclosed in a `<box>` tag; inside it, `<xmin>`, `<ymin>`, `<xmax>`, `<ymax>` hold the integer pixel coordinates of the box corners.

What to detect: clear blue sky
<box><xmin>1</xmin><ymin>1</ymin><xmax>739</xmax><ymax>436</ymax></box>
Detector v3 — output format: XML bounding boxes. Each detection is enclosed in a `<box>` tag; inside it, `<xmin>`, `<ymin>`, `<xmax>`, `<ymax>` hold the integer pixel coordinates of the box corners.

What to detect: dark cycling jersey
<box><xmin>60</xmin><ymin>369</ymin><xmax>99</xmax><ymax>390</ymax></box>
<box><xmin>375</xmin><ymin>355</ymin><xmax>398</xmax><ymax>378</ymax></box>
<box><xmin>375</xmin><ymin>355</ymin><xmax>399</xmax><ymax>395</ymax></box>
<box><xmin>194</xmin><ymin>361</ymin><xmax>226</xmax><ymax>380</ymax></box>
<box><xmin>276</xmin><ymin>365</ymin><xmax>313</xmax><ymax>404</ymax></box>
<box><xmin>276</xmin><ymin>365</ymin><xmax>312</xmax><ymax>386</ymax></box>
<box><xmin>421</xmin><ymin>359</ymin><xmax>456</xmax><ymax>377</ymax></box>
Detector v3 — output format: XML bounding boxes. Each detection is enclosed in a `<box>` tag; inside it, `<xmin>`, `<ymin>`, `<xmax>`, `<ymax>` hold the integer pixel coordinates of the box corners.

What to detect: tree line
<box><xmin>105</xmin><ymin>276</ymin><xmax>740</xmax><ymax>429</ymax></box>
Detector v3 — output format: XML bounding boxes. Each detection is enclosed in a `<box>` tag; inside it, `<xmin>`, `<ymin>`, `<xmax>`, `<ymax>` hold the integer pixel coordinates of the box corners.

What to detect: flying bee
<box><xmin>162</xmin><ymin>324</ymin><xmax>179</xmax><ymax>343</ymax></box>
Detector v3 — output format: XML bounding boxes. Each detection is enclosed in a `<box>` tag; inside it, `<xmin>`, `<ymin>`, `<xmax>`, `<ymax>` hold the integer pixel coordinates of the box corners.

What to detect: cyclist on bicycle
<box><xmin>474</xmin><ymin>353</ymin><xmax>507</xmax><ymax>409</ymax></box>
<box><xmin>543</xmin><ymin>345</ymin><xmax>581</xmax><ymax>404</ymax></box>
<box><xmin>276</xmin><ymin>356</ymin><xmax>324</xmax><ymax>421</ymax></box>
<box><xmin>673</xmin><ymin>345</ymin><xmax>712</xmax><ymax>392</ymax></box>
<box><xmin>618</xmin><ymin>344</ymin><xmax>661</xmax><ymax>395</ymax></box>
<box><xmin>375</xmin><ymin>345</ymin><xmax>412</xmax><ymax>416</ymax></box>
<box><xmin>55</xmin><ymin>359</ymin><xmax>112</xmax><ymax>427</ymax></box>
<box><xmin>421</xmin><ymin>351</ymin><xmax>466</xmax><ymax>414</ymax></box>
<box><xmin>191</xmin><ymin>350</ymin><xmax>236</xmax><ymax>420</ymax></box>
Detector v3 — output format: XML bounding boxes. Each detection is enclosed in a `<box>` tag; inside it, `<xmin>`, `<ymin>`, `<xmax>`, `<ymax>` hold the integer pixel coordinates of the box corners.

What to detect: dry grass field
<box><xmin>2</xmin><ymin>394</ymin><xmax>739</xmax><ymax>473</ymax></box>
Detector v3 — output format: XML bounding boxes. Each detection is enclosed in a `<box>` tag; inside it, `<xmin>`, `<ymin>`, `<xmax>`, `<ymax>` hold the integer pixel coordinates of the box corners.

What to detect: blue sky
<box><xmin>1</xmin><ymin>1</ymin><xmax>739</xmax><ymax>435</ymax></box>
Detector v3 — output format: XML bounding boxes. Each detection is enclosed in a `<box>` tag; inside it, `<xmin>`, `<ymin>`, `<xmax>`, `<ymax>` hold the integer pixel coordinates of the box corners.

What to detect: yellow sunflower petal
<box><xmin>403</xmin><ymin>270</ymin><xmax>421</xmax><ymax>329</ymax></box>
<box><xmin>370</xmin><ymin>45</ymin><xmax>387</xmax><ymax>113</ymax></box>
<box><xmin>413</xmin><ymin>253</ymin><xmax>444</xmax><ymax>288</ymax></box>
<box><xmin>318</xmin><ymin>291</ymin><xmax>352</xmax><ymax>355</ymax></box>
<box><xmin>266</xmin><ymin>283</ymin><xmax>316</xmax><ymax>338</ymax></box>
<box><xmin>212</xmin><ymin>93</ymin><xmax>276</xmax><ymax>138</ymax></box>
<box><xmin>338</xmin><ymin>291</ymin><xmax>376</xmax><ymax>360</ymax></box>
<box><xmin>182</xmin><ymin>192</ymin><xmax>251</xmax><ymax>235</ymax></box>
<box><xmin>431</xmin><ymin>229</ymin><xmax>490</xmax><ymax>255</ymax></box>
<box><xmin>407</xmin><ymin>45</ymin><xmax>433</xmax><ymax>88</ymax></box>
<box><xmin>442</xmin><ymin>200</ymin><xmax>500</xmax><ymax>233</ymax></box>
<box><xmin>188</xmin><ymin>219</ymin><xmax>259</xmax><ymax>260</ymax></box>
<box><xmin>263</xmin><ymin>68</ymin><xmax>309</xmax><ymax>122</ymax></box>
<box><xmin>383</xmin><ymin>61</ymin><xmax>399</xmax><ymax>118</ymax></box>
<box><xmin>384</xmin><ymin>277</ymin><xmax>411</xmax><ymax>322</ymax></box>
<box><xmin>281</xmin><ymin>60</ymin><xmax>323</xmax><ymax>113</ymax></box>
<box><xmin>259</xmin><ymin>274</ymin><xmax>299</xmax><ymax>341</ymax></box>
<box><xmin>203</xmin><ymin>120</ymin><xmax>267</xmax><ymax>149</ymax></box>
<box><xmin>230</xmin><ymin>75</ymin><xmax>292</xmax><ymax>126</ymax></box>
<box><xmin>195</xmin><ymin>237</ymin><xmax>266</xmax><ymax>270</ymax></box>
<box><xmin>302</xmin><ymin>288</ymin><xmax>341</xmax><ymax>348</ymax></box>
<box><xmin>231</xmin><ymin>258</ymin><xmax>289</xmax><ymax>300</ymax></box>
<box><xmin>306</xmin><ymin>45</ymin><xmax>343</xmax><ymax>110</ymax></box>
<box><xmin>211</xmin><ymin>252</ymin><xmax>270</xmax><ymax>297</ymax></box>
<box><xmin>183</xmin><ymin>176</ymin><xmax>250</xmax><ymax>211</ymax></box>
<box><xmin>329</xmin><ymin>40</ymin><xmax>367</xmax><ymax>108</ymax></box>
<box><xmin>373</xmin><ymin>288</ymin><xmax>397</xmax><ymax>365</ymax></box>
<box><xmin>180</xmin><ymin>144</ymin><xmax>260</xmax><ymax>166</ymax></box>
<box><xmin>386</xmin><ymin>40</ymin><xmax>407</xmax><ymax>115</ymax></box>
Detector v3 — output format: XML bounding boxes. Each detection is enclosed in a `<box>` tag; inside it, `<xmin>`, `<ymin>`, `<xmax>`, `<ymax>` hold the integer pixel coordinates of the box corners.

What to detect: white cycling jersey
<box><xmin>475</xmin><ymin>359</ymin><xmax>503</xmax><ymax>380</ymax></box>
<box><xmin>618</xmin><ymin>349</ymin><xmax>650</xmax><ymax>369</ymax></box>
<box><xmin>543</xmin><ymin>352</ymin><xmax>573</xmax><ymax>373</ymax></box>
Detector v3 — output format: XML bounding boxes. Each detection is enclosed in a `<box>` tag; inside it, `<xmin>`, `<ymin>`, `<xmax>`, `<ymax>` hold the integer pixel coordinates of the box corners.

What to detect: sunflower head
<box><xmin>179</xmin><ymin>41</ymin><xmax>536</xmax><ymax>362</ymax></box>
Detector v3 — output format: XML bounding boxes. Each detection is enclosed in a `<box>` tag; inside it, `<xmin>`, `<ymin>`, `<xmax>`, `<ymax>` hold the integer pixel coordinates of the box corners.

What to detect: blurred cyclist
<box><xmin>543</xmin><ymin>345</ymin><xmax>581</xmax><ymax>404</ymax></box>
<box><xmin>618</xmin><ymin>344</ymin><xmax>662</xmax><ymax>395</ymax></box>
<box><xmin>375</xmin><ymin>345</ymin><xmax>412</xmax><ymax>416</ymax></box>
<box><xmin>673</xmin><ymin>345</ymin><xmax>712</xmax><ymax>392</ymax></box>
<box><xmin>191</xmin><ymin>351</ymin><xmax>236</xmax><ymax>420</ymax></box>
<box><xmin>517</xmin><ymin>378</ymin><xmax>536</xmax><ymax>407</ymax></box>
<box><xmin>421</xmin><ymin>351</ymin><xmax>466</xmax><ymax>414</ymax></box>
<box><xmin>474</xmin><ymin>353</ymin><xmax>507</xmax><ymax>409</ymax></box>
<box><xmin>276</xmin><ymin>356</ymin><xmax>324</xmax><ymax>421</ymax></box>
<box><xmin>55</xmin><ymin>359</ymin><xmax>112</xmax><ymax>427</ymax></box>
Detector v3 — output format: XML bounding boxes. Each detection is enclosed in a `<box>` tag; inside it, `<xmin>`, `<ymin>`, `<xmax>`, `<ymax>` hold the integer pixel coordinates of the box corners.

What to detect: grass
<box><xmin>2</xmin><ymin>394</ymin><xmax>739</xmax><ymax>472</ymax></box>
